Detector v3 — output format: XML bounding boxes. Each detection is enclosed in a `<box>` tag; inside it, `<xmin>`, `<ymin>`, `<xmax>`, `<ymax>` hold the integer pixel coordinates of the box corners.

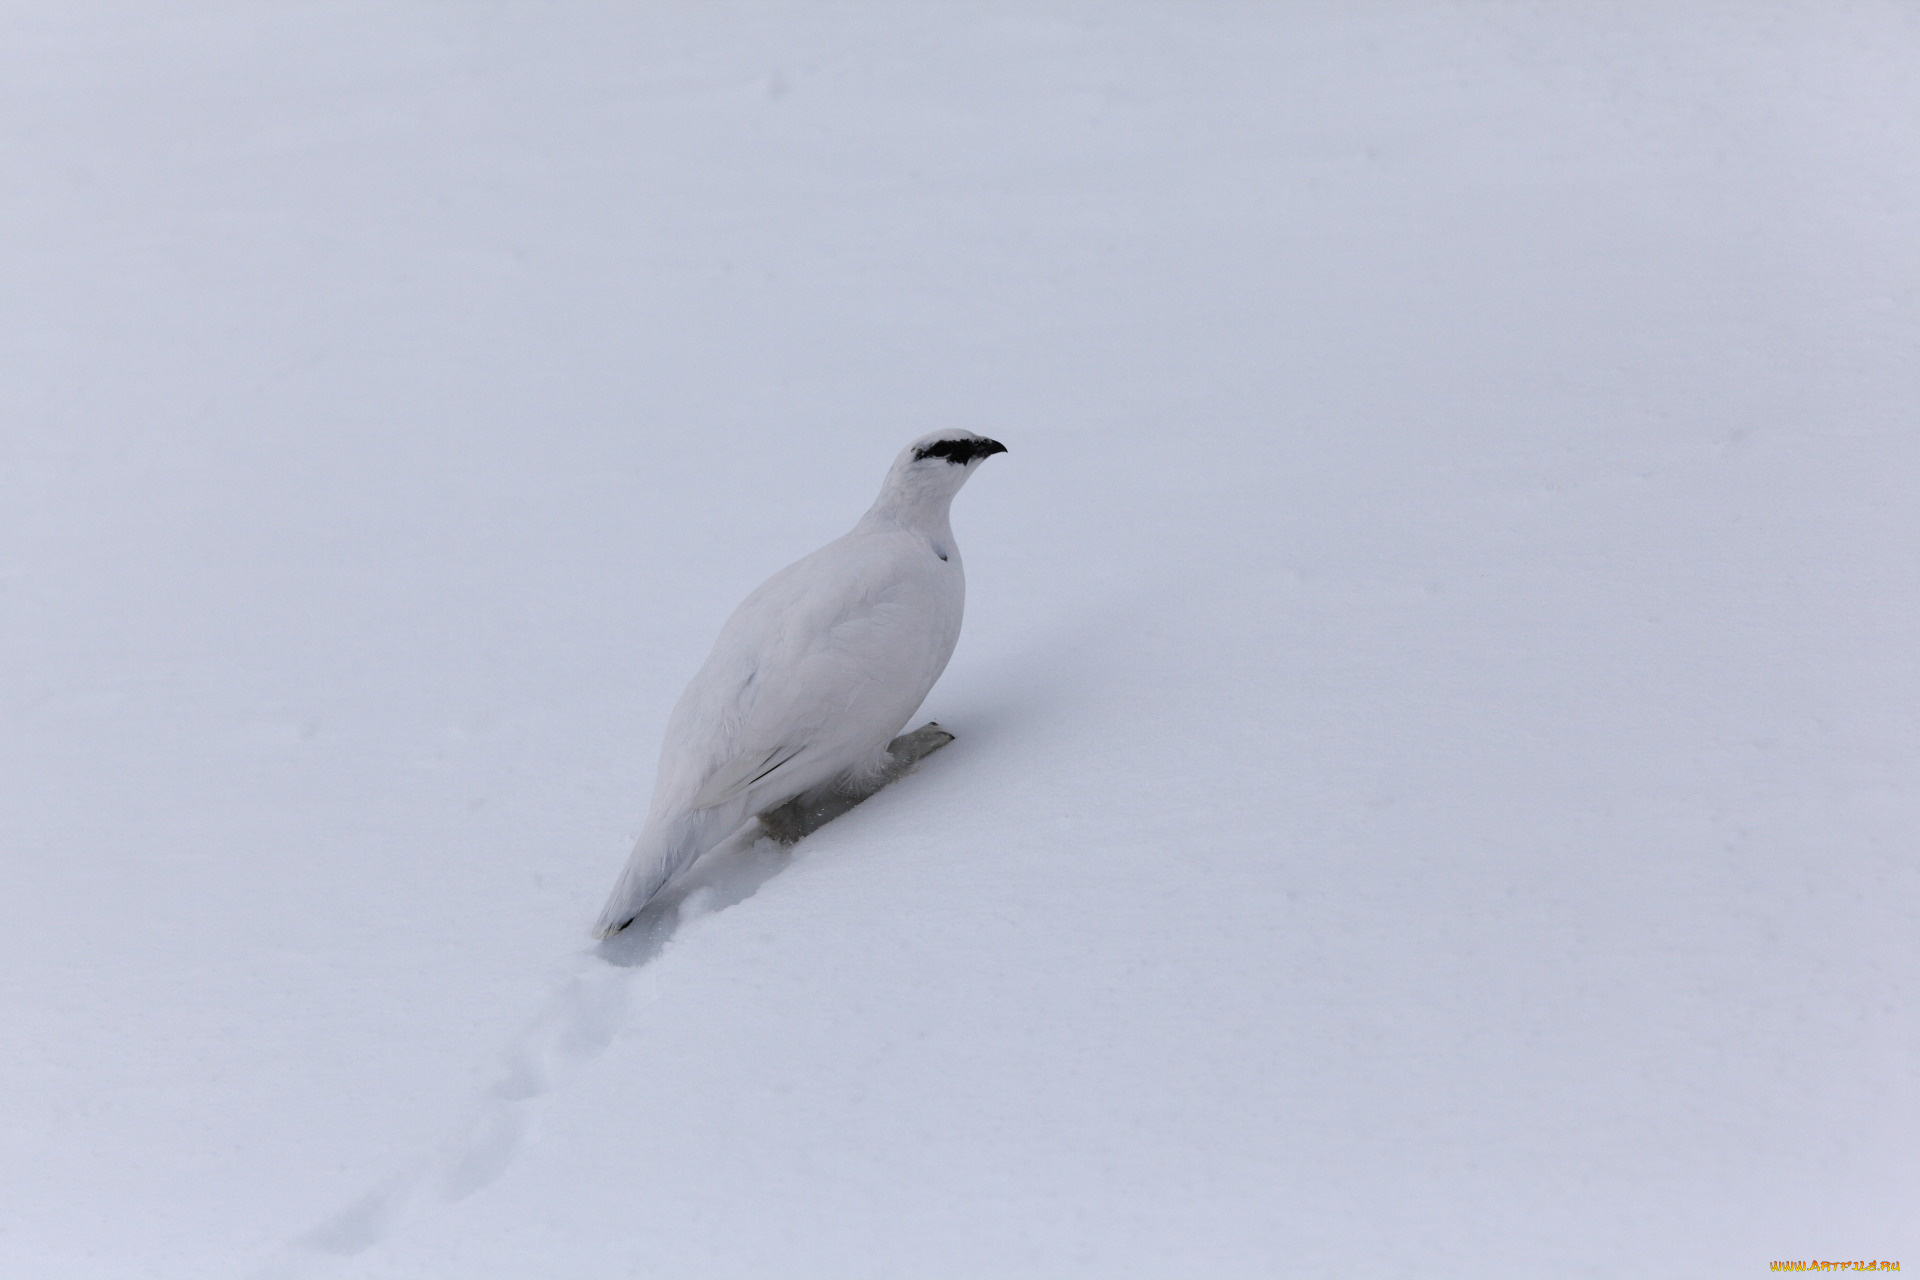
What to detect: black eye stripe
<box><xmin>911</xmin><ymin>438</ymin><xmax>1008</xmax><ymax>465</ymax></box>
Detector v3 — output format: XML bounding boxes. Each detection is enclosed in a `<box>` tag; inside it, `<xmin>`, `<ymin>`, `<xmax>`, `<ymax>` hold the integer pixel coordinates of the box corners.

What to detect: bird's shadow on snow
<box><xmin>594</xmin><ymin>720</ymin><xmax>960</xmax><ymax>967</ymax></box>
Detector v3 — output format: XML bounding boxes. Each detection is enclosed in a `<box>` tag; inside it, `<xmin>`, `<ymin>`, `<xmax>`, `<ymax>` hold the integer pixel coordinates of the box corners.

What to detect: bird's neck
<box><xmin>856</xmin><ymin>481</ymin><xmax>959</xmax><ymax>544</ymax></box>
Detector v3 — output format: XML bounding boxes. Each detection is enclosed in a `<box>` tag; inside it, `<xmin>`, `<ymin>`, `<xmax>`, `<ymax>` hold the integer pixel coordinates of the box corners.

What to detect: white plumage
<box><xmin>592</xmin><ymin>430</ymin><xmax>1007</xmax><ymax>938</ymax></box>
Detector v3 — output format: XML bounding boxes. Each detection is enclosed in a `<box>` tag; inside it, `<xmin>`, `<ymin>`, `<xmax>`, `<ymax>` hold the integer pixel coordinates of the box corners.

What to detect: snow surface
<box><xmin>4</xmin><ymin>3</ymin><xmax>1917</xmax><ymax>1277</ymax></box>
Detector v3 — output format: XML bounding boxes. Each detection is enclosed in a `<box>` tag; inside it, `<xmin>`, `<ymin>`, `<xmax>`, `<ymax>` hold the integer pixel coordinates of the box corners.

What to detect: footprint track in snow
<box><xmin>249</xmin><ymin>835</ymin><xmax>799</xmax><ymax>1279</ymax></box>
<box><xmin>250</xmin><ymin>736</ymin><xmax>952</xmax><ymax>1277</ymax></box>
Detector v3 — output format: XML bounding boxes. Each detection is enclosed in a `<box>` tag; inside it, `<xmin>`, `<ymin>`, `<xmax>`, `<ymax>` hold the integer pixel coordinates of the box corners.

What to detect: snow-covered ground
<box><xmin>4</xmin><ymin>4</ymin><xmax>1916</xmax><ymax>1277</ymax></box>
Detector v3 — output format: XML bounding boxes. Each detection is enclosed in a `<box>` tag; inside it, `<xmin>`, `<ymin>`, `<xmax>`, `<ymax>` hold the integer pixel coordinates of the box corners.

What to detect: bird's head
<box><xmin>892</xmin><ymin>430</ymin><xmax>1008</xmax><ymax>485</ymax></box>
<box><xmin>865</xmin><ymin>431</ymin><xmax>1008</xmax><ymax>527</ymax></box>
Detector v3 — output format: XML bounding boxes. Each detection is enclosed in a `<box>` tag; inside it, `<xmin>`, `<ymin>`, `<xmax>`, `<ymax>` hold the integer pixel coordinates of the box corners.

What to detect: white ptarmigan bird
<box><xmin>593</xmin><ymin>431</ymin><xmax>1007</xmax><ymax>938</ymax></box>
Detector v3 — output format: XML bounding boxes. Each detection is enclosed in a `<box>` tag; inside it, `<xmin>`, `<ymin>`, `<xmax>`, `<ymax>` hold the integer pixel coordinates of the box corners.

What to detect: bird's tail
<box><xmin>591</xmin><ymin>809</ymin><xmax>758</xmax><ymax>939</ymax></box>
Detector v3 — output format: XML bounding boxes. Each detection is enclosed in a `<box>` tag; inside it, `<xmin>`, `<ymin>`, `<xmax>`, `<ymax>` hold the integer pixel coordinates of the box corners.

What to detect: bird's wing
<box><xmin>685</xmin><ymin>741</ymin><xmax>807</xmax><ymax>810</ymax></box>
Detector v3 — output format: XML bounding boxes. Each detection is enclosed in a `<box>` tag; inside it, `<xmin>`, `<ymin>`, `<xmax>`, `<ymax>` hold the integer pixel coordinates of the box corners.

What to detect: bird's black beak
<box><xmin>978</xmin><ymin>438</ymin><xmax>1008</xmax><ymax>459</ymax></box>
